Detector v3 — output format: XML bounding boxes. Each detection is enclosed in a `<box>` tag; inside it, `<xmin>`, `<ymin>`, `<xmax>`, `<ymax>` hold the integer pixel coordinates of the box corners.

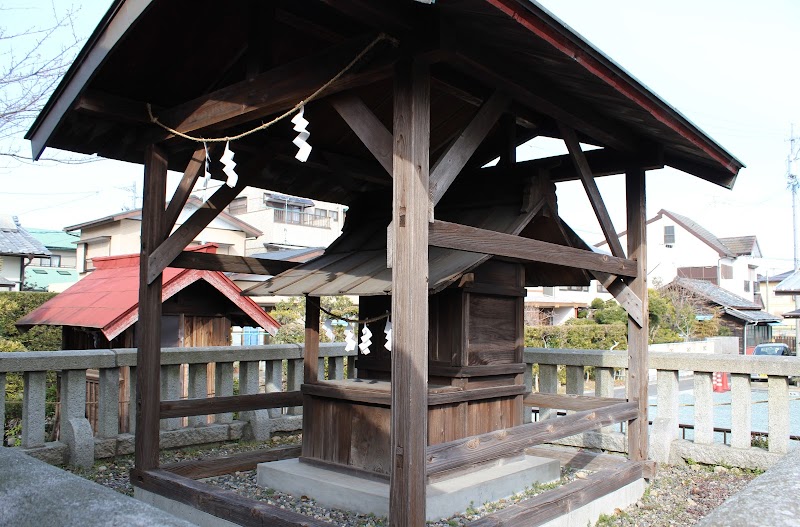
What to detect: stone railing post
<box><xmin>651</xmin><ymin>369</ymin><xmax>680</xmax><ymax>462</ymax></box>
<box><xmin>693</xmin><ymin>371</ymin><xmax>714</xmax><ymax>445</ymax></box>
<box><xmin>60</xmin><ymin>369</ymin><xmax>94</xmax><ymax>467</ymax></box>
<box><xmin>264</xmin><ymin>359</ymin><xmax>283</xmax><ymax>419</ymax></box>
<box><xmin>286</xmin><ymin>358</ymin><xmax>303</xmax><ymax>415</ymax></box>
<box><xmin>21</xmin><ymin>371</ymin><xmax>46</xmax><ymax>449</ymax></box>
<box><xmin>538</xmin><ymin>364</ymin><xmax>558</xmax><ymax>420</ymax></box>
<box><xmin>332</xmin><ymin>357</ymin><xmax>345</xmax><ymax>380</ymax></box>
<box><xmin>730</xmin><ymin>373</ymin><xmax>752</xmax><ymax>450</ymax></box>
<box><xmin>595</xmin><ymin>367</ymin><xmax>615</xmax><ymax>432</ymax></box>
<box><xmin>346</xmin><ymin>356</ymin><xmax>357</xmax><ymax>379</ymax></box>
<box><xmin>187</xmin><ymin>363</ymin><xmax>208</xmax><ymax>428</ymax></box>
<box><xmin>160</xmin><ymin>364</ymin><xmax>182</xmax><ymax>430</ymax></box>
<box><xmin>318</xmin><ymin>357</ymin><xmax>326</xmax><ymax>381</ymax></box>
<box><xmin>565</xmin><ymin>365</ymin><xmax>584</xmax><ymax>395</ymax></box>
<box><xmin>97</xmin><ymin>367</ymin><xmax>120</xmax><ymax>438</ymax></box>
<box><xmin>767</xmin><ymin>375</ymin><xmax>789</xmax><ymax>454</ymax></box>
<box><xmin>128</xmin><ymin>366</ymin><xmax>137</xmax><ymax>435</ymax></box>
<box><xmin>523</xmin><ymin>364</ymin><xmax>534</xmax><ymax>424</ymax></box>
<box><xmin>239</xmin><ymin>360</ymin><xmax>269</xmax><ymax>441</ymax></box>
<box><xmin>214</xmin><ymin>362</ymin><xmax>234</xmax><ymax>424</ymax></box>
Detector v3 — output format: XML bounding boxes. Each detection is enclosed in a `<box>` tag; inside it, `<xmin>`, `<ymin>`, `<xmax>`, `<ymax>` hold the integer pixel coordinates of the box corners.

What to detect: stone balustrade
<box><xmin>1</xmin><ymin>345</ymin><xmax>798</xmax><ymax>470</ymax></box>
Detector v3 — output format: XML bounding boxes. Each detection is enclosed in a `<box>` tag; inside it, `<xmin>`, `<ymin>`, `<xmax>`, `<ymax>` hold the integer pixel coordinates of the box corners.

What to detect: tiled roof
<box><xmin>718</xmin><ymin>235</ymin><xmax>759</xmax><ymax>257</ymax></box>
<box><xmin>757</xmin><ymin>270</ymin><xmax>793</xmax><ymax>283</ymax></box>
<box><xmin>659</xmin><ymin>210</ymin><xmax>733</xmax><ymax>257</ymax></box>
<box><xmin>0</xmin><ymin>215</ymin><xmax>51</xmax><ymax>257</ymax></box>
<box><xmin>669</xmin><ymin>277</ymin><xmax>762</xmax><ymax>310</ymax></box>
<box><xmin>17</xmin><ymin>244</ymin><xmax>279</xmax><ymax>339</ymax></box>
<box><xmin>723</xmin><ymin>307</ymin><xmax>781</xmax><ymax>324</ymax></box>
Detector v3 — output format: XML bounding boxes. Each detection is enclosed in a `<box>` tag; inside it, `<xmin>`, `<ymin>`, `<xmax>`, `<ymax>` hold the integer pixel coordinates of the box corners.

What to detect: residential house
<box><xmin>65</xmin><ymin>197</ymin><xmax>261</xmax><ymax>273</ymax></box>
<box><xmin>664</xmin><ymin>277</ymin><xmax>780</xmax><ymax>354</ymax></box>
<box><xmin>524</xmin><ymin>283</ymin><xmax>612</xmax><ymax>325</ymax></box>
<box><xmin>757</xmin><ymin>270</ymin><xmax>795</xmax><ymax>337</ymax></box>
<box><xmin>24</xmin><ymin>228</ymin><xmax>80</xmax><ymax>292</ymax></box>
<box><xmin>225</xmin><ymin>187</ymin><xmax>346</xmax><ymax>256</ymax></box>
<box><xmin>596</xmin><ymin>209</ymin><xmax>761</xmax><ymax>301</ymax></box>
<box><xmin>0</xmin><ymin>215</ymin><xmax>50</xmax><ymax>291</ymax></box>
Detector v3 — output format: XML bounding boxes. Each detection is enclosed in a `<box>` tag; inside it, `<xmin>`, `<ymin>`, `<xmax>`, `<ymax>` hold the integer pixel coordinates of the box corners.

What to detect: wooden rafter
<box><xmin>430</xmin><ymin>90</ymin><xmax>511</xmax><ymax>204</ymax></box>
<box><xmin>151</xmin><ymin>35</ymin><xmax>397</xmax><ymax>140</ymax></box>
<box><xmin>162</xmin><ymin>146</ymin><xmax>206</xmax><ymax>239</ymax></box>
<box><xmin>147</xmin><ymin>179</ymin><xmax>245</xmax><ymax>284</ymax></box>
<box><xmin>429</xmin><ymin>220</ymin><xmax>638</xmax><ymax>277</ymax></box>
<box><xmin>559</xmin><ymin>123</ymin><xmax>626</xmax><ymax>258</ymax></box>
<box><xmin>330</xmin><ymin>94</ymin><xmax>393</xmax><ymax>175</ymax></box>
<box><xmin>446</xmin><ymin>47</ymin><xmax>638</xmax><ymax>153</ymax></box>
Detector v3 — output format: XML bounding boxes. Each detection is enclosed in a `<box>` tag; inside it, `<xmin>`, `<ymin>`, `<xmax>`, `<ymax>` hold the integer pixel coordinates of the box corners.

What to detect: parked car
<box><xmin>750</xmin><ymin>343</ymin><xmax>798</xmax><ymax>384</ymax></box>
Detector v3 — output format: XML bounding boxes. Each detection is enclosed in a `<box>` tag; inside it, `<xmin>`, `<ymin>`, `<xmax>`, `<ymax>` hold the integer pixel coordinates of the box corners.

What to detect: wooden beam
<box><xmin>74</xmin><ymin>90</ymin><xmax>154</xmax><ymax>124</ymax></box>
<box><xmin>555</xmin><ymin>222</ymin><xmax>644</xmax><ymax>327</ymax></box>
<box><xmin>626</xmin><ymin>168</ymin><xmax>649</xmax><ymax>462</ymax></box>
<box><xmin>427</xmin><ymin>401</ymin><xmax>638</xmax><ymax>475</ymax></box>
<box><xmin>130</xmin><ymin>469</ymin><xmax>335</xmax><ymax>527</ymax></box>
<box><xmin>390</xmin><ymin>57</ymin><xmax>431</xmax><ymax>527</ymax></box>
<box><xmin>135</xmin><ymin>145</ymin><xmax>168</xmax><ymax>471</ymax></box>
<box><xmin>664</xmin><ymin>152</ymin><xmax>737</xmax><ymax>189</ymax></box>
<box><xmin>169</xmin><ymin>251</ymin><xmax>300</xmax><ymax>275</ymax></box>
<box><xmin>159</xmin><ymin>391</ymin><xmax>303</xmax><ymax>419</ymax></box>
<box><xmin>475</xmin><ymin>144</ymin><xmax>663</xmax><ymax>183</ymax></box>
<box><xmin>162</xmin><ymin>146</ymin><xmax>206</xmax><ymax>239</ymax></box>
<box><xmin>429</xmin><ymin>220</ymin><xmax>638</xmax><ymax>277</ymax></box>
<box><xmin>467</xmin><ymin>462</ymin><xmax>643</xmax><ymax>527</ymax></box>
<box><xmin>559</xmin><ymin>123</ymin><xmax>626</xmax><ymax>258</ymax></box>
<box><xmin>447</xmin><ymin>48</ymin><xmax>638</xmax><ymax>153</ymax></box>
<box><xmin>430</xmin><ymin>91</ymin><xmax>510</xmax><ymax>205</ymax></box>
<box><xmin>147</xmin><ymin>180</ymin><xmax>245</xmax><ymax>284</ymax></box>
<box><xmin>330</xmin><ymin>95</ymin><xmax>393</xmax><ymax>175</ymax></box>
<box><xmin>162</xmin><ymin>445</ymin><xmax>301</xmax><ymax>480</ymax></box>
<box><xmin>523</xmin><ymin>393</ymin><xmax>624</xmax><ymax>411</ymax></box>
<box><xmin>153</xmin><ymin>35</ymin><xmax>396</xmax><ymax>139</ymax></box>
<box><xmin>304</xmin><ymin>296</ymin><xmax>320</xmax><ymax>383</ymax></box>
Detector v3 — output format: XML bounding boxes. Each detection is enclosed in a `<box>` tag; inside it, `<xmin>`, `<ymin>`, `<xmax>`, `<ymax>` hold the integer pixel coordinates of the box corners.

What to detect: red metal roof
<box><xmin>16</xmin><ymin>244</ymin><xmax>279</xmax><ymax>339</ymax></box>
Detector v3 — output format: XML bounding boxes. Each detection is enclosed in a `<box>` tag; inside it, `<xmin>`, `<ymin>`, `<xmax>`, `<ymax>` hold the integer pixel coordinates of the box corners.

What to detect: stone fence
<box><xmin>1</xmin><ymin>344</ymin><xmax>798</xmax><ymax>469</ymax></box>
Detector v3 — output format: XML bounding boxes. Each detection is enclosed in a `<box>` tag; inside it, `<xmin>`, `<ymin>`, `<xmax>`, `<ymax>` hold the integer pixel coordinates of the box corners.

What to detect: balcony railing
<box><xmin>273</xmin><ymin>209</ymin><xmax>331</xmax><ymax>229</ymax></box>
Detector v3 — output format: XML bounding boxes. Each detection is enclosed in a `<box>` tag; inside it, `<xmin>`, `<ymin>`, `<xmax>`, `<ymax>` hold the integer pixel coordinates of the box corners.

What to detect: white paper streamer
<box><xmin>221</xmin><ymin>141</ymin><xmax>238</xmax><ymax>187</ymax></box>
<box><xmin>203</xmin><ymin>142</ymin><xmax>212</xmax><ymax>186</ymax></box>
<box><xmin>322</xmin><ymin>319</ymin><xmax>335</xmax><ymax>341</ymax></box>
<box><xmin>344</xmin><ymin>323</ymin><xmax>356</xmax><ymax>352</ymax></box>
<box><xmin>359</xmin><ymin>324</ymin><xmax>372</xmax><ymax>355</ymax></box>
<box><xmin>383</xmin><ymin>318</ymin><xmax>392</xmax><ymax>351</ymax></box>
<box><xmin>291</xmin><ymin>106</ymin><xmax>312</xmax><ymax>162</ymax></box>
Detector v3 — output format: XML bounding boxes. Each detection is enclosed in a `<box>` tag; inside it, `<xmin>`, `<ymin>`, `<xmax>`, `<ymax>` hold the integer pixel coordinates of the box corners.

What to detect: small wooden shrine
<box><xmin>27</xmin><ymin>1</ymin><xmax>743</xmax><ymax>525</ymax></box>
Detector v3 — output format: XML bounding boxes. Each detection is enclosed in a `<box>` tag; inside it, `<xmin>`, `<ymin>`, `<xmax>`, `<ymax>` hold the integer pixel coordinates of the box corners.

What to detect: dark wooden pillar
<box><xmin>135</xmin><ymin>144</ymin><xmax>168</xmax><ymax>470</ymax></box>
<box><xmin>389</xmin><ymin>57</ymin><xmax>431</xmax><ymax>527</ymax></box>
<box><xmin>304</xmin><ymin>295</ymin><xmax>320</xmax><ymax>383</ymax></box>
<box><xmin>625</xmin><ymin>167</ymin><xmax>649</xmax><ymax>461</ymax></box>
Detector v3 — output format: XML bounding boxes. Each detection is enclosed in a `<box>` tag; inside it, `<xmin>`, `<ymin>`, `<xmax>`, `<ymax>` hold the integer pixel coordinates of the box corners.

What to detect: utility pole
<box><xmin>788</xmin><ymin>125</ymin><xmax>800</xmax><ymax>351</ymax></box>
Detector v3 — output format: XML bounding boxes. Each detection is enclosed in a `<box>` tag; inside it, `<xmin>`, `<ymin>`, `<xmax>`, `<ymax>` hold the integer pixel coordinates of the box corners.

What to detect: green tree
<box><xmin>270</xmin><ymin>296</ymin><xmax>358</xmax><ymax>344</ymax></box>
<box><xmin>0</xmin><ymin>292</ymin><xmax>61</xmax><ymax>351</ymax></box>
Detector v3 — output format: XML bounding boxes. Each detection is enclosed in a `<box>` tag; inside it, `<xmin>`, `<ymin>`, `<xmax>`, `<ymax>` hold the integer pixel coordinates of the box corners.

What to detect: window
<box><xmin>597</xmin><ymin>283</ymin><xmax>608</xmax><ymax>293</ymax></box>
<box><xmin>229</xmin><ymin>197</ymin><xmax>247</xmax><ymax>215</ymax></box>
<box><xmin>664</xmin><ymin>225</ymin><xmax>675</xmax><ymax>245</ymax></box>
<box><xmin>543</xmin><ymin>287</ymin><xmax>554</xmax><ymax>297</ymax></box>
<box><xmin>744</xmin><ymin>280</ymin><xmax>750</xmax><ymax>292</ymax></box>
<box><xmin>560</xmin><ymin>286</ymin><xmax>589</xmax><ymax>292</ymax></box>
<box><xmin>720</xmin><ymin>264</ymin><xmax>733</xmax><ymax>279</ymax></box>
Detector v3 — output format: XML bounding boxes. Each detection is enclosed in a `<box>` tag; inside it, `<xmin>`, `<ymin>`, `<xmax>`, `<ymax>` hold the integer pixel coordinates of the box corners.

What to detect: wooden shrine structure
<box><xmin>27</xmin><ymin>1</ymin><xmax>742</xmax><ymax>525</ymax></box>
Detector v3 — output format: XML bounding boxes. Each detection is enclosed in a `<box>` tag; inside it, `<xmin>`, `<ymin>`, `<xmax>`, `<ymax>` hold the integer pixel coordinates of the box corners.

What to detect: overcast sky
<box><xmin>1</xmin><ymin>1</ymin><xmax>799</xmax><ymax>272</ymax></box>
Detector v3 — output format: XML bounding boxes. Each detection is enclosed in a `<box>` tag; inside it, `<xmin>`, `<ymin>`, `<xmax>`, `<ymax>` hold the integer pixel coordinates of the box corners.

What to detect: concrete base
<box><xmin>538</xmin><ymin>478</ymin><xmax>645</xmax><ymax>527</ymax></box>
<box><xmin>257</xmin><ymin>456</ymin><xmax>561</xmax><ymax>521</ymax></box>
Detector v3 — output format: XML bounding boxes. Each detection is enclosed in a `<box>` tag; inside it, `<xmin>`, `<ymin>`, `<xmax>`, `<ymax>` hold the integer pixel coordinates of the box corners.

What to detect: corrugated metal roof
<box><xmin>248</xmin><ymin>190</ymin><xmax>593</xmax><ymax>297</ymax></box>
<box><xmin>775</xmin><ymin>271</ymin><xmax>800</xmax><ymax>295</ymax></box>
<box><xmin>723</xmin><ymin>307</ymin><xmax>780</xmax><ymax>324</ymax></box>
<box><xmin>26</xmin><ymin>229</ymin><xmax>81</xmax><ymax>250</ymax></box>
<box><xmin>24</xmin><ymin>268</ymin><xmax>79</xmax><ymax>291</ymax></box>
<box><xmin>17</xmin><ymin>245</ymin><xmax>279</xmax><ymax>338</ymax></box>
<box><xmin>0</xmin><ymin>215</ymin><xmax>50</xmax><ymax>257</ymax></box>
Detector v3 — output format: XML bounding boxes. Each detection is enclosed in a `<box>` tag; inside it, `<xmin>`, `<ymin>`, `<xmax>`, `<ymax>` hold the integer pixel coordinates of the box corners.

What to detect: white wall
<box><xmin>0</xmin><ymin>255</ymin><xmax>22</xmax><ymax>290</ymax></box>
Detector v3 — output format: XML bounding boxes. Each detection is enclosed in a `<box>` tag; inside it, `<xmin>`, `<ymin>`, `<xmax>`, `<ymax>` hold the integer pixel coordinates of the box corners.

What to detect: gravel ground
<box><xmin>62</xmin><ymin>438</ymin><xmax>760</xmax><ymax>527</ymax></box>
